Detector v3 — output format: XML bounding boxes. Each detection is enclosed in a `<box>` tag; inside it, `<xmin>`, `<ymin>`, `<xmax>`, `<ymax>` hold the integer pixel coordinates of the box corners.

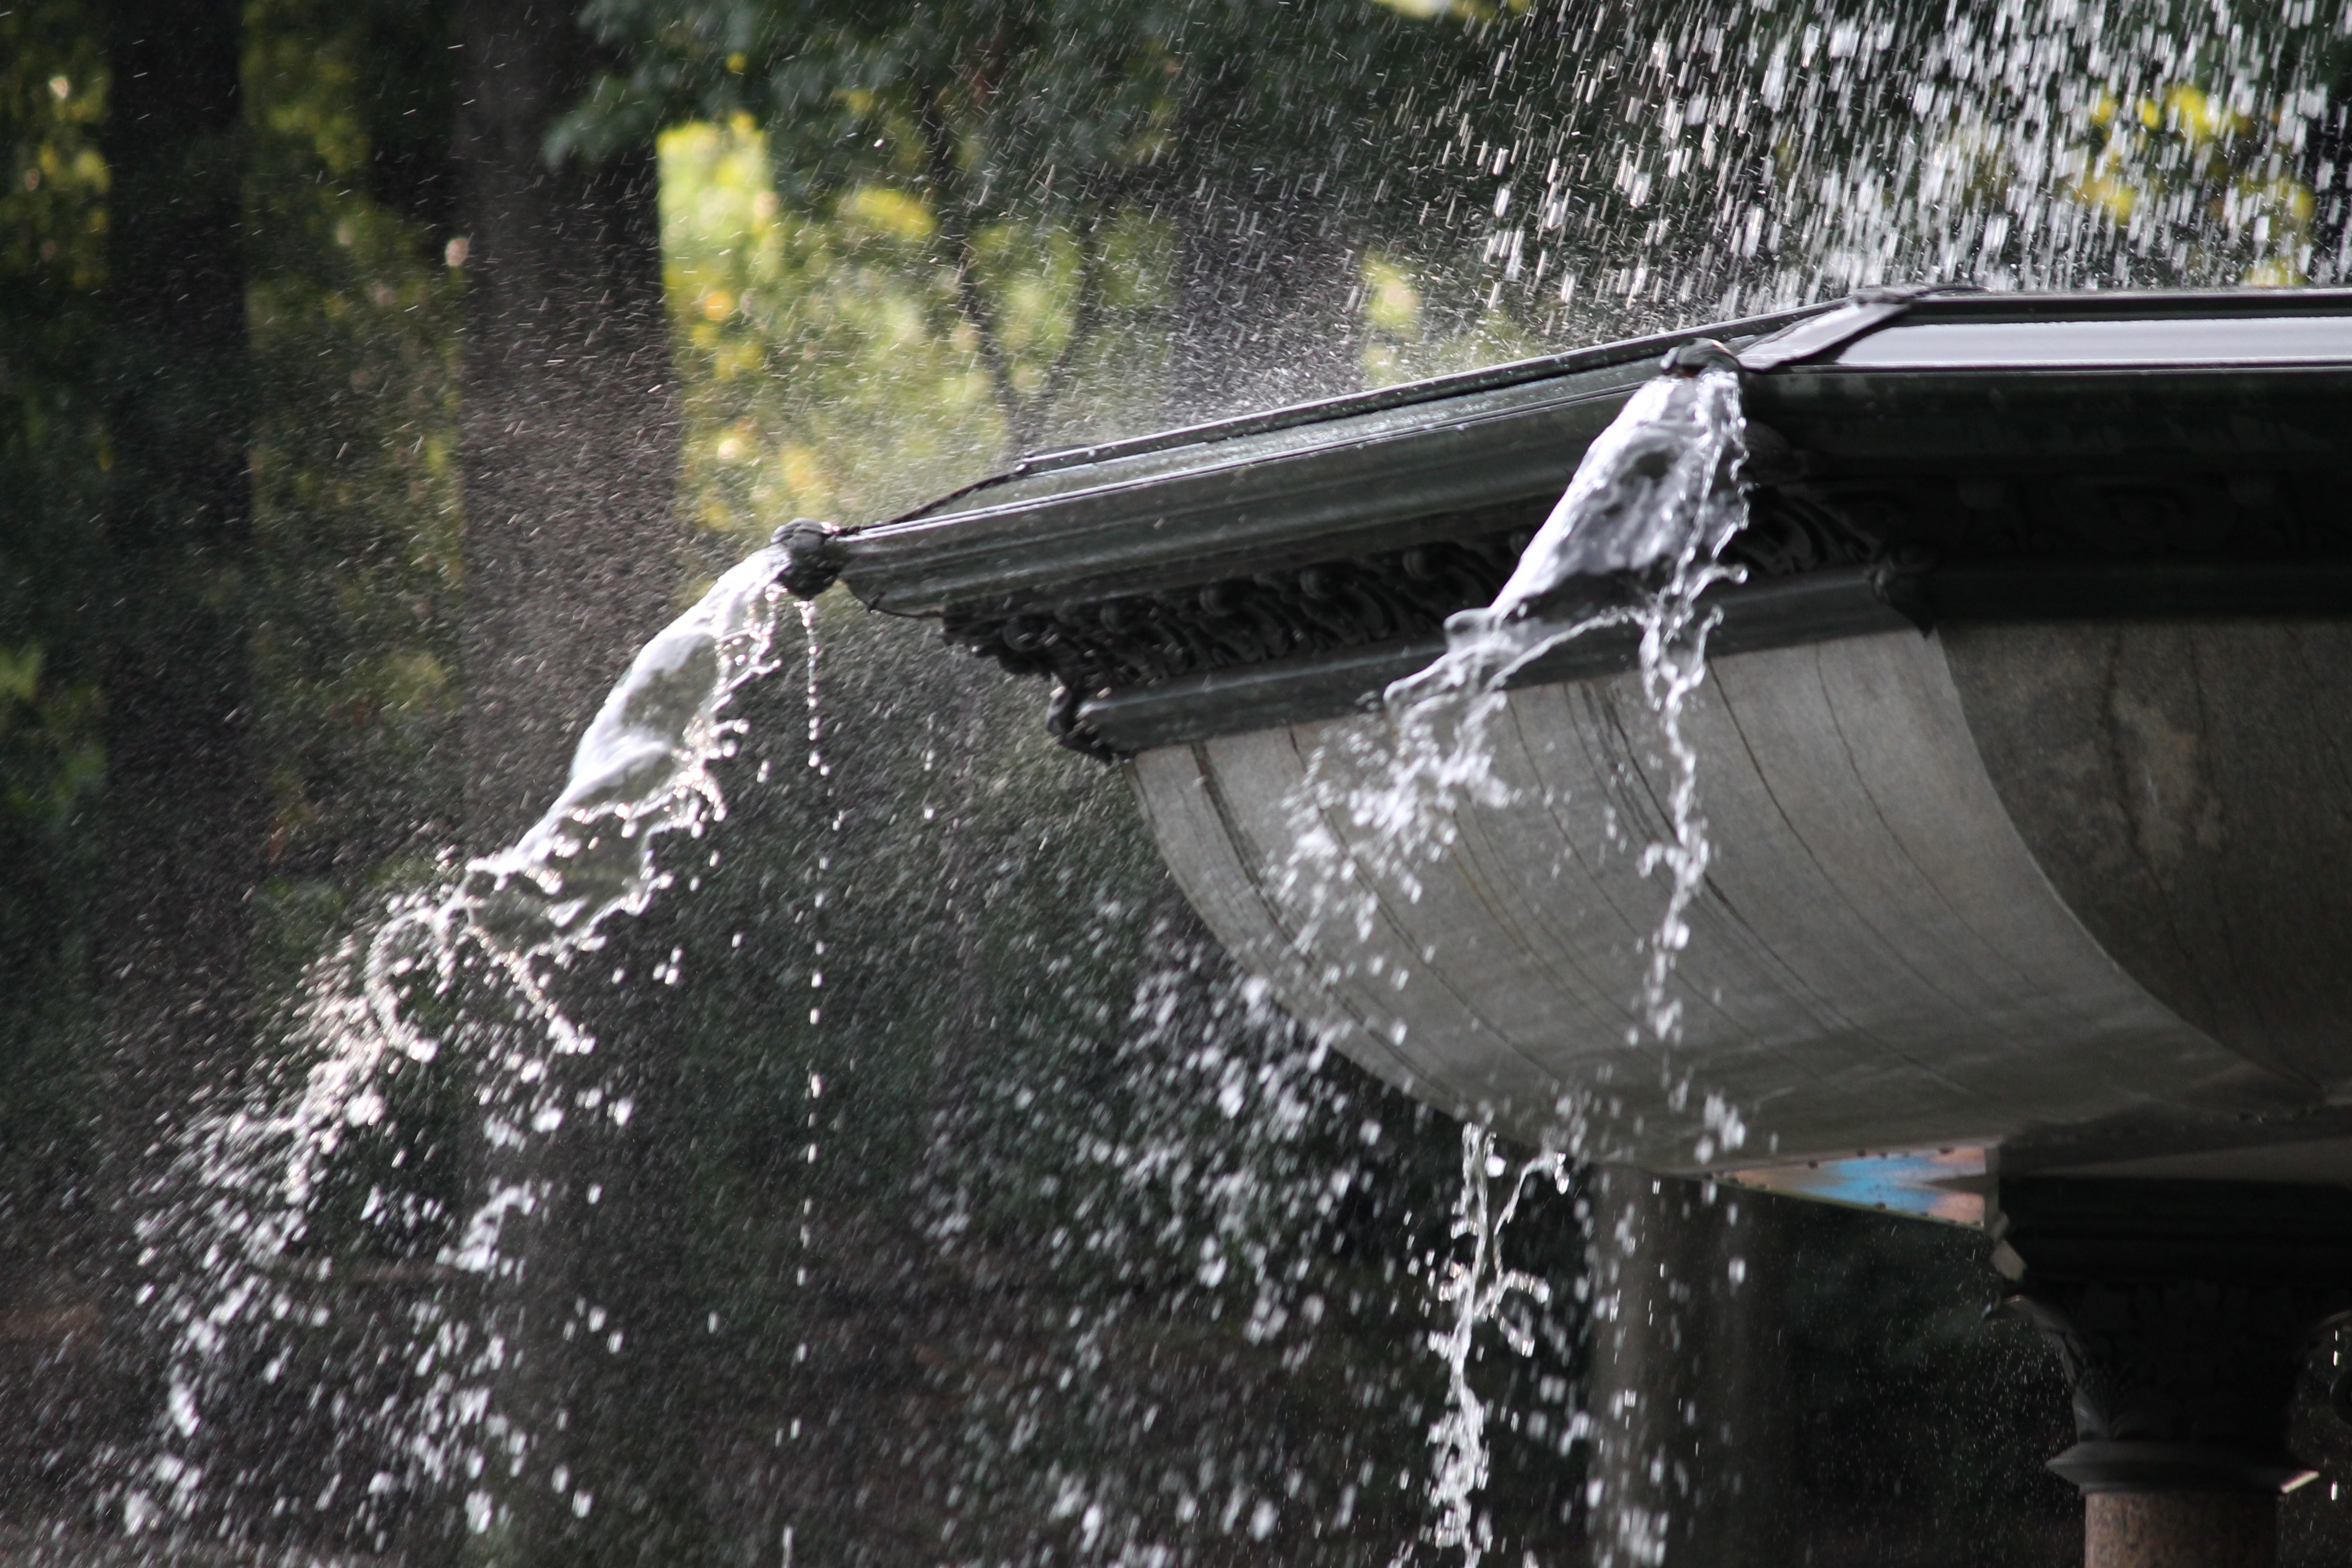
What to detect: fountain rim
<box><xmin>820</xmin><ymin>284</ymin><xmax>2352</xmax><ymax>611</ymax></box>
<box><xmin>779</xmin><ymin>284</ymin><xmax>2352</xmax><ymax>755</ymax></box>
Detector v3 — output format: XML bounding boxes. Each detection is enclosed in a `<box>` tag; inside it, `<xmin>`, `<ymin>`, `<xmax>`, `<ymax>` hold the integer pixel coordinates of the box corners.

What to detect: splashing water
<box><xmin>459</xmin><ymin>542</ymin><xmax>796</xmax><ymax>965</ymax></box>
<box><xmin>1284</xmin><ymin>348</ymin><xmax>1746</xmax><ymax>1051</ymax></box>
<box><xmin>1393</xmin><ymin>352</ymin><xmax>1746</xmax><ymax>998</ymax></box>
<box><xmin>1404</xmin><ymin>355</ymin><xmax>1749</xmax><ymax>702</ymax></box>
<box><xmin>1424</xmin><ymin>1126</ymin><xmax>1572</xmax><ymax>1568</ymax></box>
<box><xmin>1458</xmin><ymin>6</ymin><xmax>2338</xmax><ymax>342</ymax></box>
<box><xmin>129</xmin><ymin>544</ymin><xmax>796</xmax><ymax>1538</ymax></box>
<box><xmin>1277</xmin><ymin>352</ymin><xmax>1750</xmax><ymax>1562</ymax></box>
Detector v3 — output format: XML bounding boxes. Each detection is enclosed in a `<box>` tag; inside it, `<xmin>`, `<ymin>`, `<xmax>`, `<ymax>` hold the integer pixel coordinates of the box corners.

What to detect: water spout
<box><xmin>134</xmin><ymin>543</ymin><xmax>799</xmax><ymax>1537</ymax></box>
<box><xmin>1389</xmin><ymin>342</ymin><xmax>1746</xmax><ymax>711</ymax></box>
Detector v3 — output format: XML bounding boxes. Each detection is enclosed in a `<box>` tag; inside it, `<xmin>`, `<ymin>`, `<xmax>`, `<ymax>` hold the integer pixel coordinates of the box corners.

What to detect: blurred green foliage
<box><xmin>658</xmin><ymin>115</ymin><xmax>1177</xmax><ymax>545</ymax></box>
<box><xmin>649</xmin><ymin>108</ymin><xmax>1522</xmax><ymax>558</ymax></box>
<box><xmin>570</xmin><ymin>0</ymin><xmax>1508</xmax><ymax>453</ymax></box>
<box><xmin>241</xmin><ymin>0</ymin><xmax>468</xmax><ymax>987</ymax></box>
<box><xmin>0</xmin><ymin>0</ymin><xmax>111</xmax><ymax>1230</ymax></box>
<box><xmin>2066</xmin><ymin>83</ymin><xmax>2322</xmax><ymax>284</ymax></box>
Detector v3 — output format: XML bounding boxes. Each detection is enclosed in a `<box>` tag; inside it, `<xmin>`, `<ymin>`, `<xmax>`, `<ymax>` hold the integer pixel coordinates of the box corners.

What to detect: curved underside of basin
<box><xmin>1129</xmin><ymin>620</ymin><xmax>2352</xmax><ymax>1179</ymax></box>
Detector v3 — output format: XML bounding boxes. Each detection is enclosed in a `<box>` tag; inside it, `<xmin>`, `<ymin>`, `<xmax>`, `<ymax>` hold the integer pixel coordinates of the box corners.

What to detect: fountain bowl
<box><xmin>809</xmin><ymin>286</ymin><xmax>2352</xmax><ymax>1208</ymax></box>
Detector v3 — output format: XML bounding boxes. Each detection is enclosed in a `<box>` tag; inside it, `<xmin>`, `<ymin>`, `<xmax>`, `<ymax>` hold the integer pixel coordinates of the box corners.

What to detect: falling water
<box><xmin>802</xmin><ymin>596</ymin><xmax>827</xmax><ymax>1030</ymax></box>
<box><xmin>129</xmin><ymin>544</ymin><xmax>797</xmax><ymax>1538</ymax></box>
<box><xmin>458</xmin><ymin>542</ymin><xmax>797</xmax><ymax>963</ymax></box>
<box><xmin>1424</xmin><ymin>1128</ymin><xmax>1573</xmax><ymax>1568</ymax></box>
<box><xmin>1382</xmin><ymin>346</ymin><xmax>1748</xmax><ymax>1050</ymax></box>
<box><xmin>1284</xmin><ymin>344</ymin><xmax>1749</xmax><ymax>1079</ymax></box>
<box><xmin>790</xmin><ymin>591</ymin><xmax>824</xmax><ymax>1540</ymax></box>
<box><xmin>1275</xmin><ymin>347</ymin><xmax>1754</xmax><ymax>1562</ymax></box>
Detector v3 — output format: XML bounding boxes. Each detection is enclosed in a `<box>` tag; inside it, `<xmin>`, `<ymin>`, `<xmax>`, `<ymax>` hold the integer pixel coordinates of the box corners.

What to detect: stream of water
<box><xmin>122</xmin><ymin>346</ymin><xmax>1756</xmax><ymax>1562</ymax></box>
<box><xmin>130</xmin><ymin>546</ymin><xmax>797</xmax><ymax>1540</ymax></box>
<box><xmin>1386</xmin><ymin>350</ymin><xmax>1749</xmax><ymax>1053</ymax></box>
<box><xmin>1255</xmin><ymin>351</ymin><xmax>1760</xmax><ymax>1566</ymax></box>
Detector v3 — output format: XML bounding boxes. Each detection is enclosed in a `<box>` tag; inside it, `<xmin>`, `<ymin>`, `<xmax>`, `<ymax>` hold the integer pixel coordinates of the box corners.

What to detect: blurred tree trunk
<box><xmin>77</xmin><ymin>0</ymin><xmax>268</xmax><ymax>1537</ymax></box>
<box><xmin>95</xmin><ymin>0</ymin><xmax>262</xmax><ymax>1198</ymax></box>
<box><xmin>455</xmin><ymin>0</ymin><xmax>679</xmax><ymax>850</ymax></box>
<box><xmin>452</xmin><ymin>6</ymin><xmax>708</xmax><ymax>1564</ymax></box>
<box><xmin>88</xmin><ymin>2</ymin><xmax>263</xmax><ymax>1522</ymax></box>
<box><xmin>1582</xmin><ymin>1168</ymin><xmax>1794</xmax><ymax>1568</ymax></box>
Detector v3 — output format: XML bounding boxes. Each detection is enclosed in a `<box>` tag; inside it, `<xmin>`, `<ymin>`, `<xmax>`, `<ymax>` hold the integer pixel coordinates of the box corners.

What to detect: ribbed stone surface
<box><xmin>1130</xmin><ymin>624</ymin><xmax>2352</xmax><ymax>1179</ymax></box>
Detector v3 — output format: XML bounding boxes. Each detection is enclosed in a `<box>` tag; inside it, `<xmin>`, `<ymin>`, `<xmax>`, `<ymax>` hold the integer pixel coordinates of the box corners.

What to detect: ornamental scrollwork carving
<box><xmin>939</xmin><ymin>496</ymin><xmax>1893</xmax><ymax>756</ymax></box>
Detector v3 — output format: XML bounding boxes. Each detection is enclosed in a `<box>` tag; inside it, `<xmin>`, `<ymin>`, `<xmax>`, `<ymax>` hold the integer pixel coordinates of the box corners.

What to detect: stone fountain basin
<box><xmin>825</xmin><ymin>287</ymin><xmax>2352</xmax><ymax>1195</ymax></box>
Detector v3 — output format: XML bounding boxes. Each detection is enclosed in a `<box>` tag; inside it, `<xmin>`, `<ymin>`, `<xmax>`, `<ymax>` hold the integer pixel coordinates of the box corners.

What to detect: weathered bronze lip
<box><xmin>810</xmin><ymin>285</ymin><xmax>2352</xmax><ymax>755</ymax></box>
<box><xmin>831</xmin><ymin>304</ymin><xmax>1833</xmax><ymax>616</ymax></box>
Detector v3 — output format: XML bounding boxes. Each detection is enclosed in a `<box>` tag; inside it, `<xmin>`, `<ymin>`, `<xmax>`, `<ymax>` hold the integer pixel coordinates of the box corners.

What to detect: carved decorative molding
<box><xmin>937</xmin><ymin>486</ymin><xmax>1898</xmax><ymax>751</ymax></box>
<box><xmin>941</xmin><ymin>533</ymin><xmax>1521</xmax><ymax>695</ymax></box>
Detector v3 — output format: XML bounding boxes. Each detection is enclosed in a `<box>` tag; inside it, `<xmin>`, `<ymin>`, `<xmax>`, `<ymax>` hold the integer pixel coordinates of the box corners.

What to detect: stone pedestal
<box><xmin>1993</xmin><ymin>1180</ymin><xmax>2352</xmax><ymax>1568</ymax></box>
<box><xmin>1582</xmin><ymin>1170</ymin><xmax>1794</xmax><ymax>1568</ymax></box>
<box><xmin>2085</xmin><ymin>1493</ymin><xmax>2274</xmax><ymax>1568</ymax></box>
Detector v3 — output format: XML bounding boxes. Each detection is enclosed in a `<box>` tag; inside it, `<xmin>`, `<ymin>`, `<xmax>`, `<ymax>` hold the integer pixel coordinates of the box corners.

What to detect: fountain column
<box><xmin>1993</xmin><ymin>1180</ymin><xmax>2352</xmax><ymax>1568</ymax></box>
<box><xmin>1583</xmin><ymin>1169</ymin><xmax>1794</xmax><ymax>1567</ymax></box>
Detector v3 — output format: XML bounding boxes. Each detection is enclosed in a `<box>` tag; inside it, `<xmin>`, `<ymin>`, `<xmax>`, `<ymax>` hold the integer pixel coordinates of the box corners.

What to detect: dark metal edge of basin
<box><xmin>892</xmin><ymin>301</ymin><xmax>1837</xmax><ymax>512</ymax></box>
<box><xmin>835</xmin><ymin>288</ymin><xmax>2352</xmax><ymax>620</ymax></box>
<box><xmin>808</xmin><ymin>286</ymin><xmax>2352</xmax><ymax>759</ymax></box>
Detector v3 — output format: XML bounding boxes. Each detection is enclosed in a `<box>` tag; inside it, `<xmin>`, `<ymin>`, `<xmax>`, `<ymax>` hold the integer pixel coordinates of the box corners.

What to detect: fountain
<box><xmin>780</xmin><ymin>282</ymin><xmax>2352</xmax><ymax>1567</ymax></box>
<box><xmin>25</xmin><ymin>0</ymin><xmax>2352</xmax><ymax>1558</ymax></box>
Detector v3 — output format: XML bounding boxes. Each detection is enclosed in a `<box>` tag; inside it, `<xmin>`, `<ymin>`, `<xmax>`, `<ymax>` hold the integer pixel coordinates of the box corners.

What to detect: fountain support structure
<box><xmin>1998</xmin><ymin>1180</ymin><xmax>2352</xmax><ymax>1567</ymax></box>
<box><xmin>783</xmin><ymin>286</ymin><xmax>2352</xmax><ymax>1565</ymax></box>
